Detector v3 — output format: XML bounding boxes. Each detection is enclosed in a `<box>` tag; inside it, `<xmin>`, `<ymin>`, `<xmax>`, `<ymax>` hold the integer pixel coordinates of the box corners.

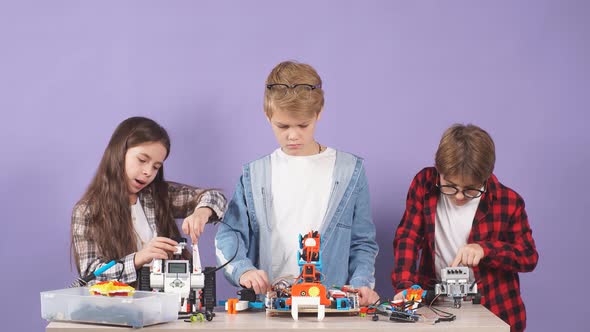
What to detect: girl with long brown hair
<box><xmin>71</xmin><ymin>116</ymin><xmax>226</xmax><ymax>284</ymax></box>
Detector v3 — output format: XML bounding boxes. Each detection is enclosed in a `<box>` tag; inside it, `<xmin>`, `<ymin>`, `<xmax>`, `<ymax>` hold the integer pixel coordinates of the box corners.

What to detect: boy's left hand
<box><xmin>357</xmin><ymin>286</ymin><xmax>380</xmax><ymax>306</ymax></box>
<box><xmin>182</xmin><ymin>207</ymin><xmax>213</xmax><ymax>243</ymax></box>
<box><xmin>451</xmin><ymin>243</ymin><xmax>485</xmax><ymax>267</ymax></box>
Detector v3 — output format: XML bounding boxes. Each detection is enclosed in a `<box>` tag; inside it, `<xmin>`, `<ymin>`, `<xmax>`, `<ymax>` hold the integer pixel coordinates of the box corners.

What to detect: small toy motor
<box><xmin>137</xmin><ymin>238</ymin><xmax>216</xmax><ymax>321</ymax></box>
<box><xmin>434</xmin><ymin>267</ymin><xmax>481</xmax><ymax>308</ymax></box>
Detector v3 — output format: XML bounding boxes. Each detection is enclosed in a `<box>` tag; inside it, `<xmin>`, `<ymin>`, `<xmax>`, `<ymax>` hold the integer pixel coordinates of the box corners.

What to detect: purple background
<box><xmin>1</xmin><ymin>1</ymin><xmax>588</xmax><ymax>330</ymax></box>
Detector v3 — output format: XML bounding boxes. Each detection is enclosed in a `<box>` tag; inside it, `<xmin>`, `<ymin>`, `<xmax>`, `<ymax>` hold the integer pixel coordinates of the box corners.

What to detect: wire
<box><xmin>428</xmin><ymin>293</ymin><xmax>441</xmax><ymax>307</ymax></box>
<box><xmin>370</xmin><ymin>297</ymin><xmax>381</xmax><ymax>307</ymax></box>
<box><xmin>116</xmin><ymin>260</ymin><xmax>125</xmax><ymax>281</ymax></box>
<box><xmin>203</xmin><ymin>220</ymin><xmax>240</xmax><ymax>274</ymax></box>
<box><xmin>430</xmin><ymin>306</ymin><xmax>455</xmax><ymax>324</ymax></box>
<box><xmin>69</xmin><ymin>277</ymin><xmax>86</xmax><ymax>288</ymax></box>
<box><xmin>69</xmin><ymin>260</ymin><xmax>124</xmax><ymax>287</ymax></box>
<box><xmin>427</xmin><ymin>295</ymin><xmax>456</xmax><ymax>322</ymax></box>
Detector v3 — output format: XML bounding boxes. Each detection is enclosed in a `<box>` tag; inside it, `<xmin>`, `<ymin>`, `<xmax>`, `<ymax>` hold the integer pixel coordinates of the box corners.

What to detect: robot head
<box><xmin>301</xmin><ymin>231</ymin><xmax>321</xmax><ymax>262</ymax></box>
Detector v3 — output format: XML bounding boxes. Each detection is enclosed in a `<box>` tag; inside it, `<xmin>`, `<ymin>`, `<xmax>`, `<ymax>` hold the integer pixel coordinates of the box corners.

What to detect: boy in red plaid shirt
<box><xmin>392</xmin><ymin>124</ymin><xmax>538</xmax><ymax>331</ymax></box>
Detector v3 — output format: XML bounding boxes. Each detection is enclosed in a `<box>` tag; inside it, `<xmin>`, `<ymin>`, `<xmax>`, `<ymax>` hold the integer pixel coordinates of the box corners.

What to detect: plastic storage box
<box><xmin>41</xmin><ymin>287</ymin><xmax>179</xmax><ymax>328</ymax></box>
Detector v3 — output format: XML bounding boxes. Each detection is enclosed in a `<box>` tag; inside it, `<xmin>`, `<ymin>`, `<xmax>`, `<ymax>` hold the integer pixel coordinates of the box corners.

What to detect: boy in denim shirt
<box><xmin>216</xmin><ymin>61</ymin><xmax>379</xmax><ymax>305</ymax></box>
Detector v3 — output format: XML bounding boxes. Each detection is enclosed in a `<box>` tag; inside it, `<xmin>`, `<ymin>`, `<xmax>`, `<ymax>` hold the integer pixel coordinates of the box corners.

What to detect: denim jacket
<box><xmin>215</xmin><ymin>150</ymin><xmax>378</xmax><ymax>289</ymax></box>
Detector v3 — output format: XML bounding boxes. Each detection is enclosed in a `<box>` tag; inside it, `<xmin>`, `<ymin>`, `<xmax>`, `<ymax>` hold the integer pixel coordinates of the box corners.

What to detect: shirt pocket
<box><xmin>336</xmin><ymin>222</ymin><xmax>352</xmax><ymax>230</ymax></box>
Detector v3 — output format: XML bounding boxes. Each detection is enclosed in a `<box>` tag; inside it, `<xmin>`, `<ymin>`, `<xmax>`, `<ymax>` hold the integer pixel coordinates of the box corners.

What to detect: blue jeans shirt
<box><xmin>215</xmin><ymin>150</ymin><xmax>378</xmax><ymax>289</ymax></box>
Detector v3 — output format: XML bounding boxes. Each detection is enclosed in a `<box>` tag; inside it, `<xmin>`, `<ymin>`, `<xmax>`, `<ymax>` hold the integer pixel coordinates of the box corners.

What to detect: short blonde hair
<box><xmin>435</xmin><ymin>124</ymin><xmax>496</xmax><ymax>184</ymax></box>
<box><xmin>264</xmin><ymin>61</ymin><xmax>324</xmax><ymax>119</ymax></box>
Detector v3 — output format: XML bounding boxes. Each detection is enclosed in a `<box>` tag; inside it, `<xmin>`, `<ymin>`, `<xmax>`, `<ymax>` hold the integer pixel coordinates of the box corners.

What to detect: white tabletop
<box><xmin>47</xmin><ymin>302</ymin><xmax>509</xmax><ymax>332</ymax></box>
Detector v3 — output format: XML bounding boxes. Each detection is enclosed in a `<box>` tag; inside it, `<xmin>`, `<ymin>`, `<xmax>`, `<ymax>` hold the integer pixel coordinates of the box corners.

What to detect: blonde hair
<box><xmin>435</xmin><ymin>124</ymin><xmax>496</xmax><ymax>184</ymax></box>
<box><xmin>264</xmin><ymin>61</ymin><xmax>324</xmax><ymax>119</ymax></box>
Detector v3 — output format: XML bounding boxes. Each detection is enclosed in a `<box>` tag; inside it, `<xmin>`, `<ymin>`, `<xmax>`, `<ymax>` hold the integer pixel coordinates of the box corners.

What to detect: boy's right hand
<box><xmin>239</xmin><ymin>269</ymin><xmax>270</xmax><ymax>295</ymax></box>
<box><xmin>134</xmin><ymin>237</ymin><xmax>178</xmax><ymax>269</ymax></box>
<box><xmin>393</xmin><ymin>290</ymin><xmax>405</xmax><ymax>302</ymax></box>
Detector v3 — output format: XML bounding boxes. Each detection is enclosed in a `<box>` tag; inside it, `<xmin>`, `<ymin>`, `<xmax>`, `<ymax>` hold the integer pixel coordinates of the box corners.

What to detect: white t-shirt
<box><xmin>434</xmin><ymin>194</ymin><xmax>481</xmax><ymax>281</ymax></box>
<box><xmin>131</xmin><ymin>199</ymin><xmax>154</xmax><ymax>250</ymax></box>
<box><xmin>270</xmin><ymin>147</ymin><xmax>336</xmax><ymax>279</ymax></box>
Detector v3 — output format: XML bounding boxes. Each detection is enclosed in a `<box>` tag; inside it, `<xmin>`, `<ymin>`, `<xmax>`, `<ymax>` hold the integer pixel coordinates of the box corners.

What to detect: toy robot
<box><xmin>286</xmin><ymin>231</ymin><xmax>331</xmax><ymax>320</ymax></box>
<box><xmin>434</xmin><ymin>267</ymin><xmax>481</xmax><ymax>308</ymax></box>
<box><xmin>265</xmin><ymin>231</ymin><xmax>360</xmax><ymax>320</ymax></box>
<box><xmin>136</xmin><ymin>238</ymin><xmax>216</xmax><ymax>321</ymax></box>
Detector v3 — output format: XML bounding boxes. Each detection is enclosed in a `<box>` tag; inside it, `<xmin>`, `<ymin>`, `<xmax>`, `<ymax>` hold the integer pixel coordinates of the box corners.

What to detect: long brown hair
<box><xmin>72</xmin><ymin>117</ymin><xmax>181</xmax><ymax>273</ymax></box>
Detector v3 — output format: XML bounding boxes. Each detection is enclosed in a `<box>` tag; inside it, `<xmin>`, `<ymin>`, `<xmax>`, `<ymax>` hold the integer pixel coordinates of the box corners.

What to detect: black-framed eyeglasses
<box><xmin>266</xmin><ymin>83</ymin><xmax>322</xmax><ymax>99</ymax></box>
<box><xmin>436</xmin><ymin>177</ymin><xmax>487</xmax><ymax>199</ymax></box>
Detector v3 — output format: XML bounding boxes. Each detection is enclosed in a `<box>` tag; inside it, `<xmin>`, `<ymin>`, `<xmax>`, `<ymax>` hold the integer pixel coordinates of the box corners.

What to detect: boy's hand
<box><xmin>451</xmin><ymin>243</ymin><xmax>485</xmax><ymax>267</ymax></box>
<box><xmin>239</xmin><ymin>269</ymin><xmax>270</xmax><ymax>295</ymax></box>
<box><xmin>393</xmin><ymin>290</ymin><xmax>405</xmax><ymax>302</ymax></box>
<box><xmin>134</xmin><ymin>237</ymin><xmax>178</xmax><ymax>269</ymax></box>
<box><xmin>182</xmin><ymin>207</ymin><xmax>213</xmax><ymax>243</ymax></box>
<box><xmin>357</xmin><ymin>286</ymin><xmax>380</xmax><ymax>306</ymax></box>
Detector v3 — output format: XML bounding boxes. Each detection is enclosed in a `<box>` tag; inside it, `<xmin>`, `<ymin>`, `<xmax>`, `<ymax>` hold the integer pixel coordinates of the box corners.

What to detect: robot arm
<box><xmin>191</xmin><ymin>245</ymin><xmax>204</xmax><ymax>289</ymax></box>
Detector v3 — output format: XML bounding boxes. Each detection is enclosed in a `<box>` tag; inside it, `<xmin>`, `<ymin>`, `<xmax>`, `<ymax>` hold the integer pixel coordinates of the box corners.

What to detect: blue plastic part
<box><xmin>93</xmin><ymin>260</ymin><xmax>117</xmax><ymax>276</ymax></box>
<box><xmin>273</xmin><ymin>298</ymin><xmax>290</xmax><ymax>311</ymax></box>
<box><xmin>335</xmin><ymin>298</ymin><xmax>350</xmax><ymax>310</ymax></box>
<box><xmin>296</xmin><ymin>235</ymin><xmax>323</xmax><ymax>272</ymax></box>
<box><xmin>249</xmin><ymin>302</ymin><xmax>265</xmax><ymax>309</ymax></box>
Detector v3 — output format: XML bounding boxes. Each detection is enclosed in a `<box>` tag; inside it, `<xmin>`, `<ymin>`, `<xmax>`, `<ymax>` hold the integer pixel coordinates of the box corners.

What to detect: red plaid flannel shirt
<box><xmin>392</xmin><ymin>167</ymin><xmax>538</xmax><ymax>332</ymax></box>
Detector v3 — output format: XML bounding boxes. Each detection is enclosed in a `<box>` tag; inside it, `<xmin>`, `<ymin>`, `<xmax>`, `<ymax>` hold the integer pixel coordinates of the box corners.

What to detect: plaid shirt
<box><xmin>392</xmin><ymin>167</ymin><xmax>538</xmax><ymax>332</ymax></box>
<box><xmin>71</xmin><ymin>182</ymin><xmax>226</xmax><ymax>285</ymax></box>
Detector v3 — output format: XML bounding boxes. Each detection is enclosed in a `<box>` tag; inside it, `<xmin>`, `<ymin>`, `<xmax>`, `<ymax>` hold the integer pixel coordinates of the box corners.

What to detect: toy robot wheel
<box><xmin>205</xmin><ymin>311</ymin><xmax>213</xmax><ymax>321</ymax></box>
<box><xmin>472</xmin><ymin>293</ymin><xmax>482</xmax><ymax>305</ymax></box>
<box><xmin>372</xmin><ymin>314</ymin><xmax>379</xmax><ymax>321</ymax></box>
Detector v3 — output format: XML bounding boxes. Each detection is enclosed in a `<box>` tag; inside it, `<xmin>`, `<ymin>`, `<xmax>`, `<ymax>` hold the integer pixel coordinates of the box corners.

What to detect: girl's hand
<box><xmin>134</xmin><ymin>237</ymin><xmax>178</xmax><ymax>269</ymax></box>
<box><xmin>182</xmin><ymin>207</ymin><xmax>213</xmax><ymax>244</ymax></box>
<box><xmin>239</xmin><ymin>269</ymin><xmax>270</xmax><ymax>295</ymax></box>
<box><xmin>357</xmin><ymin>286</ymin><xmax>380</xmax><ymax>306</ymax></box>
